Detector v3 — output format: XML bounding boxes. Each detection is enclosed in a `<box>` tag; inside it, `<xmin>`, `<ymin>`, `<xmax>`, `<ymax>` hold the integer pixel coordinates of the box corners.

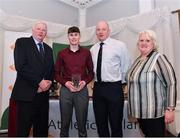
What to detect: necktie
<box><xmin>38</xmin><ymin>43</ymin><xmax>44</xmax><ymax>59</ymax></box>
<box><xmin>96</xmin><ymin>42</ymin><xmax>104</xmax><ymax>82</ymax></box>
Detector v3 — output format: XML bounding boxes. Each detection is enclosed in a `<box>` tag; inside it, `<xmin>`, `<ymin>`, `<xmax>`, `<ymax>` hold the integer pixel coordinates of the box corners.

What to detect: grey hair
<box><xmin>32</xmin><ymin>21</ymin><xmax>47</xmax><ymax>31</ymax></box>
<box><xmin>138</xmin><ymin>30</ymin><xmax>158</xmax><ymax>50</ymax></box>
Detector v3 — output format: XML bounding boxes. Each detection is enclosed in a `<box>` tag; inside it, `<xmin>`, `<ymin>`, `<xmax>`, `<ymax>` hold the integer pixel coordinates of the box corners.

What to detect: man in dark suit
<box><xmin>8</xmin><ymin>21</ymin><xmax>54</xmax><ymax>137</ymax></box>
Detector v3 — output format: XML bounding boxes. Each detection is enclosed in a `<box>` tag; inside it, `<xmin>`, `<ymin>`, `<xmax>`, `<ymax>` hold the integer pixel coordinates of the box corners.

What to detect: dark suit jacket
<box><xmin>11</xmin><ymin>36</ymin><xmax>54</xmax><ymax>101</ymax></box>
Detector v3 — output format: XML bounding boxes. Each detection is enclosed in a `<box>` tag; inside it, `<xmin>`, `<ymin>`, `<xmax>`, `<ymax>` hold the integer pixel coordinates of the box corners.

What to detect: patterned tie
<box><xmin>38</xmin><ymin>43</ymin><xmax>44</xmax><ymax>59</ymax></box>
<box><xmin>96</xmin><ymin>42</ymin><xmax>104</xmax><ymax>82</ymax></box>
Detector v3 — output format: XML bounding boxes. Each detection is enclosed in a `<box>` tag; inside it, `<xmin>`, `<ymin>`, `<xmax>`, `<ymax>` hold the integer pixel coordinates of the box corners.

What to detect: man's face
<box><xmin>96</xmin><ymin>21</ymin><xmax>110</xmax><ymax>42</ymax></box>
<box><xmin>32</xmin><ymin>23</ymin><xmax>47</xmax><ymax>42</ymax></box>
<box><xmin>68</xmin><ymin>32</ymin><xmax>80</xmax><ymax>45</ymax></box>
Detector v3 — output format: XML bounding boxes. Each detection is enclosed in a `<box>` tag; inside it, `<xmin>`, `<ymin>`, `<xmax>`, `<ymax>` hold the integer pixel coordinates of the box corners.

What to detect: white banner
<box><xmin>0</xmin><ymin>31</ymin><xmax>30</xmax><ymax>129</ymax></box>
<box><xmin>49</xmin><ymin>99</ymin><xmax>142</xmax><ymax>137</ymax></box>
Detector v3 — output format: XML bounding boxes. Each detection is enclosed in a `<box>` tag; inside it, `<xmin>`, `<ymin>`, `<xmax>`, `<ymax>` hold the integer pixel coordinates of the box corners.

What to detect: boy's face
<box><xmin>68</xmin><ymin>32</ymin><xmax>80</xmax><ymax>45</ymax></box>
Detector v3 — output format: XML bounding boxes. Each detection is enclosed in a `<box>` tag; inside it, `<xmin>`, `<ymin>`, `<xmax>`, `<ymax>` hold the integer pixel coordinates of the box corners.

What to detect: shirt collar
<box><xmin>32</xmin><ymin>36</ymin><xmax>42</xmax><ymax>45</ymax></box>
<box><xmin>68</xmin><ymin>45</ymin><xmax>81</xmax><ymax>53</ymax></box>
<box><xmin>147</xmin><ymin>50</ymin><xmax>156</xmax><ymax>58</ymax></box>
<box><xmin>99</xmin><ymin>37</ymin><xmax>111</xmax><ymax>46</ymax></box>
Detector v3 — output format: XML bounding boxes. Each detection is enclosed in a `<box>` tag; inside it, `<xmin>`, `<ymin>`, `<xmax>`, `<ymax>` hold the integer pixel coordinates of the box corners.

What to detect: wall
<box><xmin>0</xmin><ymin>30</ymin><xmax>4</xmax><ymax>126</ymax></box>
<box><xmin>155</xmin><ymin>0</ymin><xmax>180</xmax><ymax>103</ymax></box>
<box><xmin>0</xmin><ymin>0</ymin><xmax>79</xmax><ymax>25</ymax></box>
<box><xmin>0</xmin><ymin>0</ymin><xmax>139</xmax><ymax>27</ymax></box>
<box><xmin>87</xmin><ymin>0</ymin><xmax>139</xmax><ymax>27</ymax></box>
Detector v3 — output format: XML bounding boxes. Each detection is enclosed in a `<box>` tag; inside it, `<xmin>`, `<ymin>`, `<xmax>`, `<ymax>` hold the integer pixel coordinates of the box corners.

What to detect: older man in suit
<box><xmin>8</xmin><ymin>21</ymin><xmax>54</xmax><ymax>137</ymax></box>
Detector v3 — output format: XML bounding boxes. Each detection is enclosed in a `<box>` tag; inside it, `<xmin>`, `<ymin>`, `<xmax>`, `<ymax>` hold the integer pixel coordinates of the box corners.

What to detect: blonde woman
<box><xmin>127</xmin><ymin>30</ymin><xmax>177</xmax><ymax>137</ymax></box>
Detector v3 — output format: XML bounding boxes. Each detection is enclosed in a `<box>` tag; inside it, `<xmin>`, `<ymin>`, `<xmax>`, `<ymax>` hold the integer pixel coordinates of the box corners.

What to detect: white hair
<box><xmin>138</xmin><ymin>29</ymin><xmax>158</xmax><ymax>50</ymax></box>
<box><xmin>32</xmin><ymin>21</ymin><xmax>47</xmax><ymax>31</ymax></box>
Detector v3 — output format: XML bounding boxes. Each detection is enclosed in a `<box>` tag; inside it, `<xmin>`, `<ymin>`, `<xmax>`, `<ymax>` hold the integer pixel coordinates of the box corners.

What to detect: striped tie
<box><xmin>38</xmin><ymin>43</ymin><xmax>44</xmax><ymax>59</ymax></box>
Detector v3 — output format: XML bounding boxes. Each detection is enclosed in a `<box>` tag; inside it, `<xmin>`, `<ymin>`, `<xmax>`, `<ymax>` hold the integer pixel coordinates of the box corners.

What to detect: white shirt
<box><xmin>90</xmin><ymin>37</ymin><xmax>131</xmax><ymax>83</ymax></box>
<box><xmin>33</xmin><ymin>36</ymin><xmax>44</xmax><ymax>51</ymax></box>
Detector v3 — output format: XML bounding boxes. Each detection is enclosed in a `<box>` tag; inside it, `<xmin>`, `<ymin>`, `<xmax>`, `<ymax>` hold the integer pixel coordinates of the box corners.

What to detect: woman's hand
<box><xmin>165</xmin><ymin>110</ymin><xmax>175</xmax><ymax>124</ymax></box>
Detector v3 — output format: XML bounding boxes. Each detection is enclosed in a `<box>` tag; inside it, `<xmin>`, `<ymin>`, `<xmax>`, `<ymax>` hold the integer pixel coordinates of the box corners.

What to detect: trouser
<box><xmin>93</xmin><ymin>81</ymin><xmax>124</xmax><ymax>137</ymax></box>
<box><xmin>138</xmin><ymin>116</ymin><xmax>165</xmax><ymax>137</ymax></box>
<box><xmin>59</xmin><ymin>86</ymin><xmax>89</xmax><ymax>137</ymax></box>
<box><xmin>8</xmin><ymin>93</ymin><xmax>49</xmax><ymax>137</ymax></box>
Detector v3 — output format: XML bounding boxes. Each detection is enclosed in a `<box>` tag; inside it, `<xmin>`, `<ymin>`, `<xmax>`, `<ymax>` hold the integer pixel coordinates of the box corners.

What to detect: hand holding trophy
<box><xmin>71</xmin><ymin>74</ymin><xmax>81</xmax><ymax>88</ymax></box>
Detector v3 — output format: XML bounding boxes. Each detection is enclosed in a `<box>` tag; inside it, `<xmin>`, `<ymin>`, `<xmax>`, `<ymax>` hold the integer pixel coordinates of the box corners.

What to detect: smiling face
<box><xmin>68</xmin><ymin>32</ymin><xmax>80</xmax><ymax>46</ymax></box>
<box><xmin>32</xmin><ymin>22</ymin><xmax>47</xmax><ymax>42</ymax></box>
<box><xmin>96</xmin><ymin>21</ymin><xmax>110</xmax><ymax>42</ymax></box>
<box><xmin>138</xmin><ymin>31</ymin><xmax>156</xmax><ymax>57</ymax></box>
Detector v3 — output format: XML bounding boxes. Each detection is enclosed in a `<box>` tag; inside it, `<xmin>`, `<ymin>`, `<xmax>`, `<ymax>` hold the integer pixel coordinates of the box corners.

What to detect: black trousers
<box><xmin>138</xmin><ymin>116</ymin><xmax>165</xmax><ymax>137</ymax></box>
<box><xmin>93</xmin><ymin>81</ymin><xmax>124</xmax><ymax>137</ymax></box>
<box><xmin>8</xmin><ymin>93</ymin><xmax>49</xmax><ymax>137</ymax></box>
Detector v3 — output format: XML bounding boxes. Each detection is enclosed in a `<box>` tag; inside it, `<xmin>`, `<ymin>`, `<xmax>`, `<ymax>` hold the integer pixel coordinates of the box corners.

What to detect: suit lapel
<box><xmin>43</xmin><ymin>43</ymin><xmax>49</xmax><ymax>61</ymax></box>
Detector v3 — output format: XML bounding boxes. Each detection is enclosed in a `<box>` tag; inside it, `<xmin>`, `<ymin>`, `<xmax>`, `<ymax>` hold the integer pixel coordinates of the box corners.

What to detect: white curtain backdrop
<box><xmin>0</xmin><ymin>7</ymin><xmax>174</xmax><ymax>61</ymax></box>
<box><xmin>0</xmin><ymin>7</ymin><xmax>175</xmax><ymax>129</ymax></box>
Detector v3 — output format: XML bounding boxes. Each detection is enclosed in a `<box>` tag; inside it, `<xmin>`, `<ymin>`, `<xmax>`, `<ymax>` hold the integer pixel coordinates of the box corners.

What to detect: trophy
<box><xmin>71</xmin><ymin>74</ymin><xmax>81</xmax><ymax>88</ymax></box>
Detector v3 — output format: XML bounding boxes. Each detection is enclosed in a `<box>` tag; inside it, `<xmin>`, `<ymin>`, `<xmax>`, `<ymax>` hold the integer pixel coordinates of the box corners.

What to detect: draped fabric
<box><xmin>0</xmin><ymin>7</ymin><xmax>174</xmax><ymax>64</ymax></box>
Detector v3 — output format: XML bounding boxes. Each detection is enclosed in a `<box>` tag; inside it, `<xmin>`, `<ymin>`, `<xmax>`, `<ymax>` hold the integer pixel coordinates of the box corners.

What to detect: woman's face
<box><xmin>138</xmin><ymin>33</ymin><xmax>154</xmax><ymax>57</ymax></box>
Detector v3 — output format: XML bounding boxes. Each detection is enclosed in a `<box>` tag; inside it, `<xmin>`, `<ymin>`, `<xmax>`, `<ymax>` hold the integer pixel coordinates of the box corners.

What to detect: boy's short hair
<box><xmin>68</xmin><ymin>26</ymin><xmax>80</xmax><ymax>34</ymax></box>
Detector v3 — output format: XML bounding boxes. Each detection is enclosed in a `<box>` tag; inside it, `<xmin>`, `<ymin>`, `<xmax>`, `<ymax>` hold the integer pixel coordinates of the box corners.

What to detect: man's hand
<box><xmin>65</xmin><ymin>80</ymin><xmax>86</xmax><ymax>92</ymax></box>
<box><xmin>65</xmin><ymin>81</ymin><xmax>78</xmax><ymax>92</ymax></box>
<box><xmin>76</xmin><ymin>81</ymin><xmax>86</xmax><ymax>92</ymax></box>
<box><xmin>38</xmin><ymin>80</ymin><xmax>52</xmax><ymax>92</ymax></box>
<box><xmin>37</xmin><ymin>87</ymin><xmax>43</xmax><ymax>93</ymax></box>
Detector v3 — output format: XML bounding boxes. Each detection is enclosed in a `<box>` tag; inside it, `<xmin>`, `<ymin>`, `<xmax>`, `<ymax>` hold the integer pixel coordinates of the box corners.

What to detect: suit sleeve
<box><xmin>44</xmin><ymin>47</ymin><xmax>54</xmax><ymax>82</ymax></box>
<box><xmin>14</xmin><ymin>38</ymin><xmax>42</xmax><ymax>87</ymax></box>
